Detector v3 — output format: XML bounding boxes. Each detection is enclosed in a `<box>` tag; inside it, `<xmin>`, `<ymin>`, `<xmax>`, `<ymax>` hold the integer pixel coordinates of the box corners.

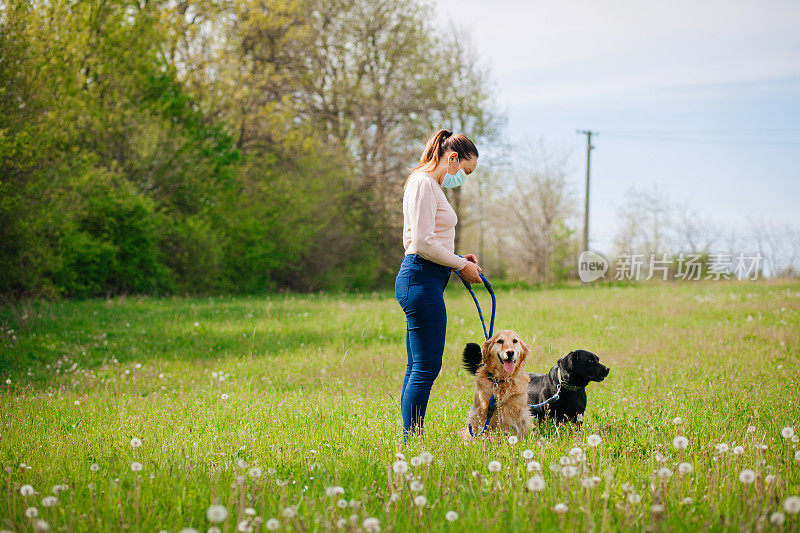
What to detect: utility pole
<box><xmin>577</xmin><ymin>130</ymin><xmax>596</xmax><ymax>252</ymax></box>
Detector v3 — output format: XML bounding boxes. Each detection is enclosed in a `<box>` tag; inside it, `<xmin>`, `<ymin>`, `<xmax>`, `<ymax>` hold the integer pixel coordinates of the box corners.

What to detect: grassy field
<box><xmin>1</xmin><ymin>280</ymin><xmax>799</xmax><ymax>532</ymax></box>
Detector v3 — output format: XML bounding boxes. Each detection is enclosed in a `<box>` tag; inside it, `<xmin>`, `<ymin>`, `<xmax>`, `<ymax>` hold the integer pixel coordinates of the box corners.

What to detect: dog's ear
<box><xmin>462</xmin><ymin>343</ymin><xmax>483</xmax><ymax>374</ymax></box>
<box><xmin>558</xmin><ymin>351</ymin><xmax>576</xmax><ymax>373</ymax></box>
<box><xmin>519</xmin><ymin>340</ymin><xmax>530</xmax><ymax>367</ymax></box>
<box><xmin>481</xmin><ymin>333</ymin><xmax>497</xmax><ymax>366</ymax></box>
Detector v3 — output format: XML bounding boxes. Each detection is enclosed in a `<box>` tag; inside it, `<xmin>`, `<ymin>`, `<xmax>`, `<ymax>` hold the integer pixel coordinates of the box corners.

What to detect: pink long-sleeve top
<box><xmin>402</xmin><ymin>171</ymin><xmax>469</xmax><ymax>270</ymax></box>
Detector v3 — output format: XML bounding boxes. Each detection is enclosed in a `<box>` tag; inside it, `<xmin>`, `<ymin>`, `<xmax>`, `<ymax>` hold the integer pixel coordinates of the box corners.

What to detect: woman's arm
<box><xmin>406</xmin><ymin>178</ymin><xmax>469</xmax><ymax>270</ymax></box>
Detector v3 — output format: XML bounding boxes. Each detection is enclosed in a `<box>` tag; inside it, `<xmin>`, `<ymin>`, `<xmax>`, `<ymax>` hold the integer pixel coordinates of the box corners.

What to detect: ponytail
<box><xmin>404</xmin><ymin>128</ymin><xmax>478</xmax><ymax>190</ymax></box>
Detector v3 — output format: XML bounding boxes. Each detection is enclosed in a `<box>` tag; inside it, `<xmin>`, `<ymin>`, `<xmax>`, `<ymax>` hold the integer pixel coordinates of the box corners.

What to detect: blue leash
<box><xmin>455</xmin><ymin>263</ymin><xmax>564</xmax><ymax>432</ymax></box>
<box><xmin>453</xmin><ymin>269</ymin><xmax>496</xmax><ymax>341</ymax></box>
<box><xmin>453</xmin><ymin>261</ymin><xmax>497</xmax><ymax>436</ymax></box>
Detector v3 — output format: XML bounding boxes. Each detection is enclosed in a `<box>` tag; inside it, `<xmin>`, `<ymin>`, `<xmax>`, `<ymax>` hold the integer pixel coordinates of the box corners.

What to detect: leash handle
<box><xmin>454</xmin><ymin>266</ymin><xmax>496</xmax><ymax>340</ymax></box>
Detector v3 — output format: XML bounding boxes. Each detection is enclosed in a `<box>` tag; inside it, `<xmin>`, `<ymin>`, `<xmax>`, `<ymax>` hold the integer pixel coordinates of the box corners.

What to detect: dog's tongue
<box><xmin>502</xmin><ymin>360</ymin><xmax>515</xmax><ymax>373</ymax></box>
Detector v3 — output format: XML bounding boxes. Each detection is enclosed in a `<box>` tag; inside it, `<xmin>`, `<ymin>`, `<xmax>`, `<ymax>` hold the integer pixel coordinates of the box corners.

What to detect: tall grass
<box><xmin>1</xmin><ymin>281</ymin><xmax>799</xmax><ymax>531</ymax></box>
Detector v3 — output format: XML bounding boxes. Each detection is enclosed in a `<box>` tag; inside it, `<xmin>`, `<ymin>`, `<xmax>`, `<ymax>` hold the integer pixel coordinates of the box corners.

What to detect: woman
<box><xmin>394</xmin><ymin>128</ymin><xmax>483</xmax><ymax>440</ymax></box>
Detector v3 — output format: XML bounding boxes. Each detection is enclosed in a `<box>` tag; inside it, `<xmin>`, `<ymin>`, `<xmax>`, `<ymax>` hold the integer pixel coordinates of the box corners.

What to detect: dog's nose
<box><xmin>506</xmin><ymin>350</ymin><xmax>515</xmax><ymax>357</ymax></box>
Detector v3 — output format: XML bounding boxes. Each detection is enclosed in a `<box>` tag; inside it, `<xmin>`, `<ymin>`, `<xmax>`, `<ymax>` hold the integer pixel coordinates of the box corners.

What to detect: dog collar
<box><xmin>477</xmin><ymin>364</ymin><xmax>507</xmax><ymax>385</ymax></box>
<box><xmin>558</xmin><ymin>366</ymin><xmax>584</xmax><ymax>391</ymax></box>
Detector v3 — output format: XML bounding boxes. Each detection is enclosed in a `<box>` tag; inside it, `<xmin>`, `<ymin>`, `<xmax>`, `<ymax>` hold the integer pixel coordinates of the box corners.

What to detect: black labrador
<box><xmin>526</xmin><ymin>349</ymin><xmax>610</xmax><ymax>424</ymax></box>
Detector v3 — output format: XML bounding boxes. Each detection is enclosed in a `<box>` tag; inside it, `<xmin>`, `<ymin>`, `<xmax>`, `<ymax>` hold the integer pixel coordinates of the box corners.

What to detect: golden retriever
<box><xmin>460</xmin><ymin>330</ymin><xmax>533</xmax><ymax>438</ymax></box>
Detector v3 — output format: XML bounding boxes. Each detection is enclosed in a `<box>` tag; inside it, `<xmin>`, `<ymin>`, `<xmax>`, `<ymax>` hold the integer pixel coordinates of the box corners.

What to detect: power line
<box><xmin>597</xmin><ymin>133</ymin><xmax>800</xmax><ymax>146</ymax></box>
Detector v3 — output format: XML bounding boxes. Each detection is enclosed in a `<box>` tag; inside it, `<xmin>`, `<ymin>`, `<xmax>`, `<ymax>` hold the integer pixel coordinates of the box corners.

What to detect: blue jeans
<box><xmin>395</xmin><ymin>253</ymin><xmax>451</xmax><ymax>438</ymax></box>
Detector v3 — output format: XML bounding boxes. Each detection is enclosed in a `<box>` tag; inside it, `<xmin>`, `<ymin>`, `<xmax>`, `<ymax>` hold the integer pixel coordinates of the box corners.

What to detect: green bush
<box><xmin>51</xmin><ymin>167</ymin><xmax>173</xmax><ymax>298</ymax></box>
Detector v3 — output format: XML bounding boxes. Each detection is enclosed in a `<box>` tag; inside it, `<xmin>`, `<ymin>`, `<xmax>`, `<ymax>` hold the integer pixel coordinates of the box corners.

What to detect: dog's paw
<box><xmin>462</xmin><ymin>343</ymin><xmax>482</xmax><ymax>374</ymax></box>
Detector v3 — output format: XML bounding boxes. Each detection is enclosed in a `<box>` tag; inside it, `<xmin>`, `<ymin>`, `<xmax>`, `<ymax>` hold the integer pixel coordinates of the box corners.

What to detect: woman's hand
<box><xmin>463</xmin><ymin>253</ymin><xmax>478</xmax><ymax>264</ymax></box>
<box><xmin>458</xmin><ymin>260</ymin><xmax>483</xmax><ymax>284</ymax></box>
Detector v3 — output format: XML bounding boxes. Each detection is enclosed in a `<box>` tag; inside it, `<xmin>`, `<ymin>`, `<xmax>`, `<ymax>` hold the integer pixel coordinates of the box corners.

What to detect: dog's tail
<box><xmin>462</xmin><ymin>343</ymin><xmax>482</xmax><ymax>374</ymax></box>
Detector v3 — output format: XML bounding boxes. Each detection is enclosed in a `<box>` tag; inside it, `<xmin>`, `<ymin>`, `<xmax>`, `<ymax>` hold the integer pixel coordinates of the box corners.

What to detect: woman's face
<box><xmin>446</xmin><ymin>151</ymin><xmax>478</xmax><ymax>176</ymax></box>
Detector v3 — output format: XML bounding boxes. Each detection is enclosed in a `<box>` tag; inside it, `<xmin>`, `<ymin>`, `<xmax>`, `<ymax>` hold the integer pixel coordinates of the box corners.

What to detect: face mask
<box><xmin>441</xmin><ymin>159</ymin><xmax>467</xmax><ymax>188</ymax></box>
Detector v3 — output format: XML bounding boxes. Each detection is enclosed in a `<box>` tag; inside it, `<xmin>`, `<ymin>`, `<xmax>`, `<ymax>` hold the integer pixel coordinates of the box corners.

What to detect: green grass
<box><xmin>1</xmin><ymin>280</ymin><xmax>799</xmax><ymax>532</ymax></box>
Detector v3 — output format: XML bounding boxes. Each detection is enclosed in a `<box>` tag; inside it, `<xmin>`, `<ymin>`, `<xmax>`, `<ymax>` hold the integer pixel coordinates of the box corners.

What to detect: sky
<box><xmin>435</xmin><ymin>0</ymin><xmax>800</xmax><ymax>255</ymax></box>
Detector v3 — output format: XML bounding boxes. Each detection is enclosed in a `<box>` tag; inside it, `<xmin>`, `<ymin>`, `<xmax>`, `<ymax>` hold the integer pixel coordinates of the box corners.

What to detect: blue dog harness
<box><xmin>527</xmin><ymin>366</ymin><xmax>583</xmax><ymax>411</ymax></box>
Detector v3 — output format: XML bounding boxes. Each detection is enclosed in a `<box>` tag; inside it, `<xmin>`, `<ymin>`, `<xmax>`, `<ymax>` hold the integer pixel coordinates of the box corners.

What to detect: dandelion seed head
<box><xmin>657</xmin><ymin>467</ymin><xmax>672</xmax><ymax>480</ymax></box>
<box><xmin>25</xmin><ymin>507</ymin><xmax>39</xmax><ymax>518</ymax></box>
<box><xmin>770</xmin><ymin>512</ymin><xmax>785</xmax><ymax>526</ymax></box>
<box><xmin>678</xmin><ymin>462</ymin><xmax>693</xmax><ymax>474</ymax></box>
<box><xmin>561</xmin><ymin>465</ymin><xmax>579</xmax><ymax>478</ymax></box>
<box><xmin>783</xmin><ymin>496</ymin><xmax>800</xmax><ymax>514</ymax></box>
<box><xmin>487</xmin><ymin>460</ymin><xmax>501</xmax><ymax>473</ymax></box>
<box><xmin>673</xmin><ymin>417</ymin><xmax>683</xmax><ymax>425</ymax></box>
<box><xmin>628</xmin><ymin>493</ymin><xmax>641</xmax><ymax>504</ymax></box>
<box><xmin>526</xmin><ymin>461</ymin><xmax>541</xmax><ymax>473</ymax></box>
<box><xmin>522</xmin><ymin>449</ymin><xmax>534</xmax><ymax>460</ymax></box>
<box><xmin>672</xmin><ymin>435</ymin><xmax>689</xmax><ymax>450</ymax></box>
<box><xmin>392</xmin><ymin>460</ymin><xmax>408</xmax><ymax>474</ymax></box>
<box><xmin>413</xmin><ymin>495</ymin><xmax>427</xmax><ymax>506</ymax></box>
<box><xmin>445</xmin><ymin>511</ymin><xmax>458</xmax><ymax>522</ymax></box>
<box><xmin>206</xmin><ymin>504</ymin><xmax>228</xmax><ymax>523</ymax></box>
<box><xmin>220</xmin><ymin>394</ymin><xmax>229</xmax><ymax>400</ymax></box>
<box><xmin>765</xmin><ymin>474</ymin><xmax>776</xmax><ymax>484</ymax></box>
<box><xmin>325</xmin><ymin>486</ymin><xmax>344</xmax><ymax>497</ymax></box>
<box><xmin>20</xmin><ymin>484</ymin><xmax>35</xmax><ymax>496</ymax></box>
<box><xmin>130</xmin><ymin>437</ymin><xmax>142</xmax><ymax>448</ymax></box>
<box><xmin>337</xmin><ymin>499</ymin><xmax>348</xmax><ymax>509</ymax></box>
<box><xmin>41</xmin><ymin>496</ymin><xmax>58</xmax><ymax>507</ymax></box>
<box><xmin>587</xmin><ymin>434</ymin><xmax>602</xmax><ymax>447</ymax></box>
<box><xmin>420</xmin><ymin>451</ymin><xmax>433</xmax><ymax>464</ymax></box>
<box><xmin>738</xmin><ymin>469</ymin><xmax>756</xmax><ymax>484</ymax></box>
<box><xmin>362</xmin><ymin>517</ymin><xmax>381</xmax><ymax>532</ymax></box>
<box><xmin>131</xmin><ymin>461</ymin><xmax>142</xmax><ymax>472</ymax></box>
<box><xmin>527</xmin><ymin>476</ymin><xmax>545</xmax><ymax>491</ymax></box>
<box><xmin>410</xmin><ymin>456</ymin><xmax>422</xmax><ymax>467</ymax></box>
<box><xmin>715</xmin><ymin>443</ymin><xmax>729</xmax><ymax>454</ymax></box>
<box><xmin>507</xmin><ymin>436</ymin><xmax>518</xmax><ymax>445</ymax></box>
<box><xmin>781</xmin><ymin>427</ymin><xmax>795</xmax><ymax>439</ymax></box>
<box><xmin>32</xmin><ymin>520</ymin><xmax>50</xmax><ymax>532</ymax></box>
<box><xmin>747</xmin><ymin>425</ymin><xmax>756</xmax><ymax>433</ymax></box>
<box><xmin>651</xmin><ymin>504</ymin><xmax>665</xmax><ymax>514</ymax></box>
<box><xmin>265</xmin><ymin>518</ymin><xmax>279</xmax><ymax>530</ymax></box>
<box><xmin>733</xmin><ymin>446</ymin><xmax>744</xmax><ymax>455</ymax></box>
<box><xmin>553</xmin><ymin>503</ymin><xmax>568</xmax><ymax>514</ymax></box>
<box><xmin>283</xmin><ymin>506</ymin><xmax>296</xmax><ymax>519</ymax></box>
<box><xmin>410</xmin><ymin>480</ymin><xmax>424</xmax><ymax>492</ymax></box>
<box><xmin>682</xmin><ymin>497</ymin><xmax>694</xmax><ymax>505</ymax></box>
